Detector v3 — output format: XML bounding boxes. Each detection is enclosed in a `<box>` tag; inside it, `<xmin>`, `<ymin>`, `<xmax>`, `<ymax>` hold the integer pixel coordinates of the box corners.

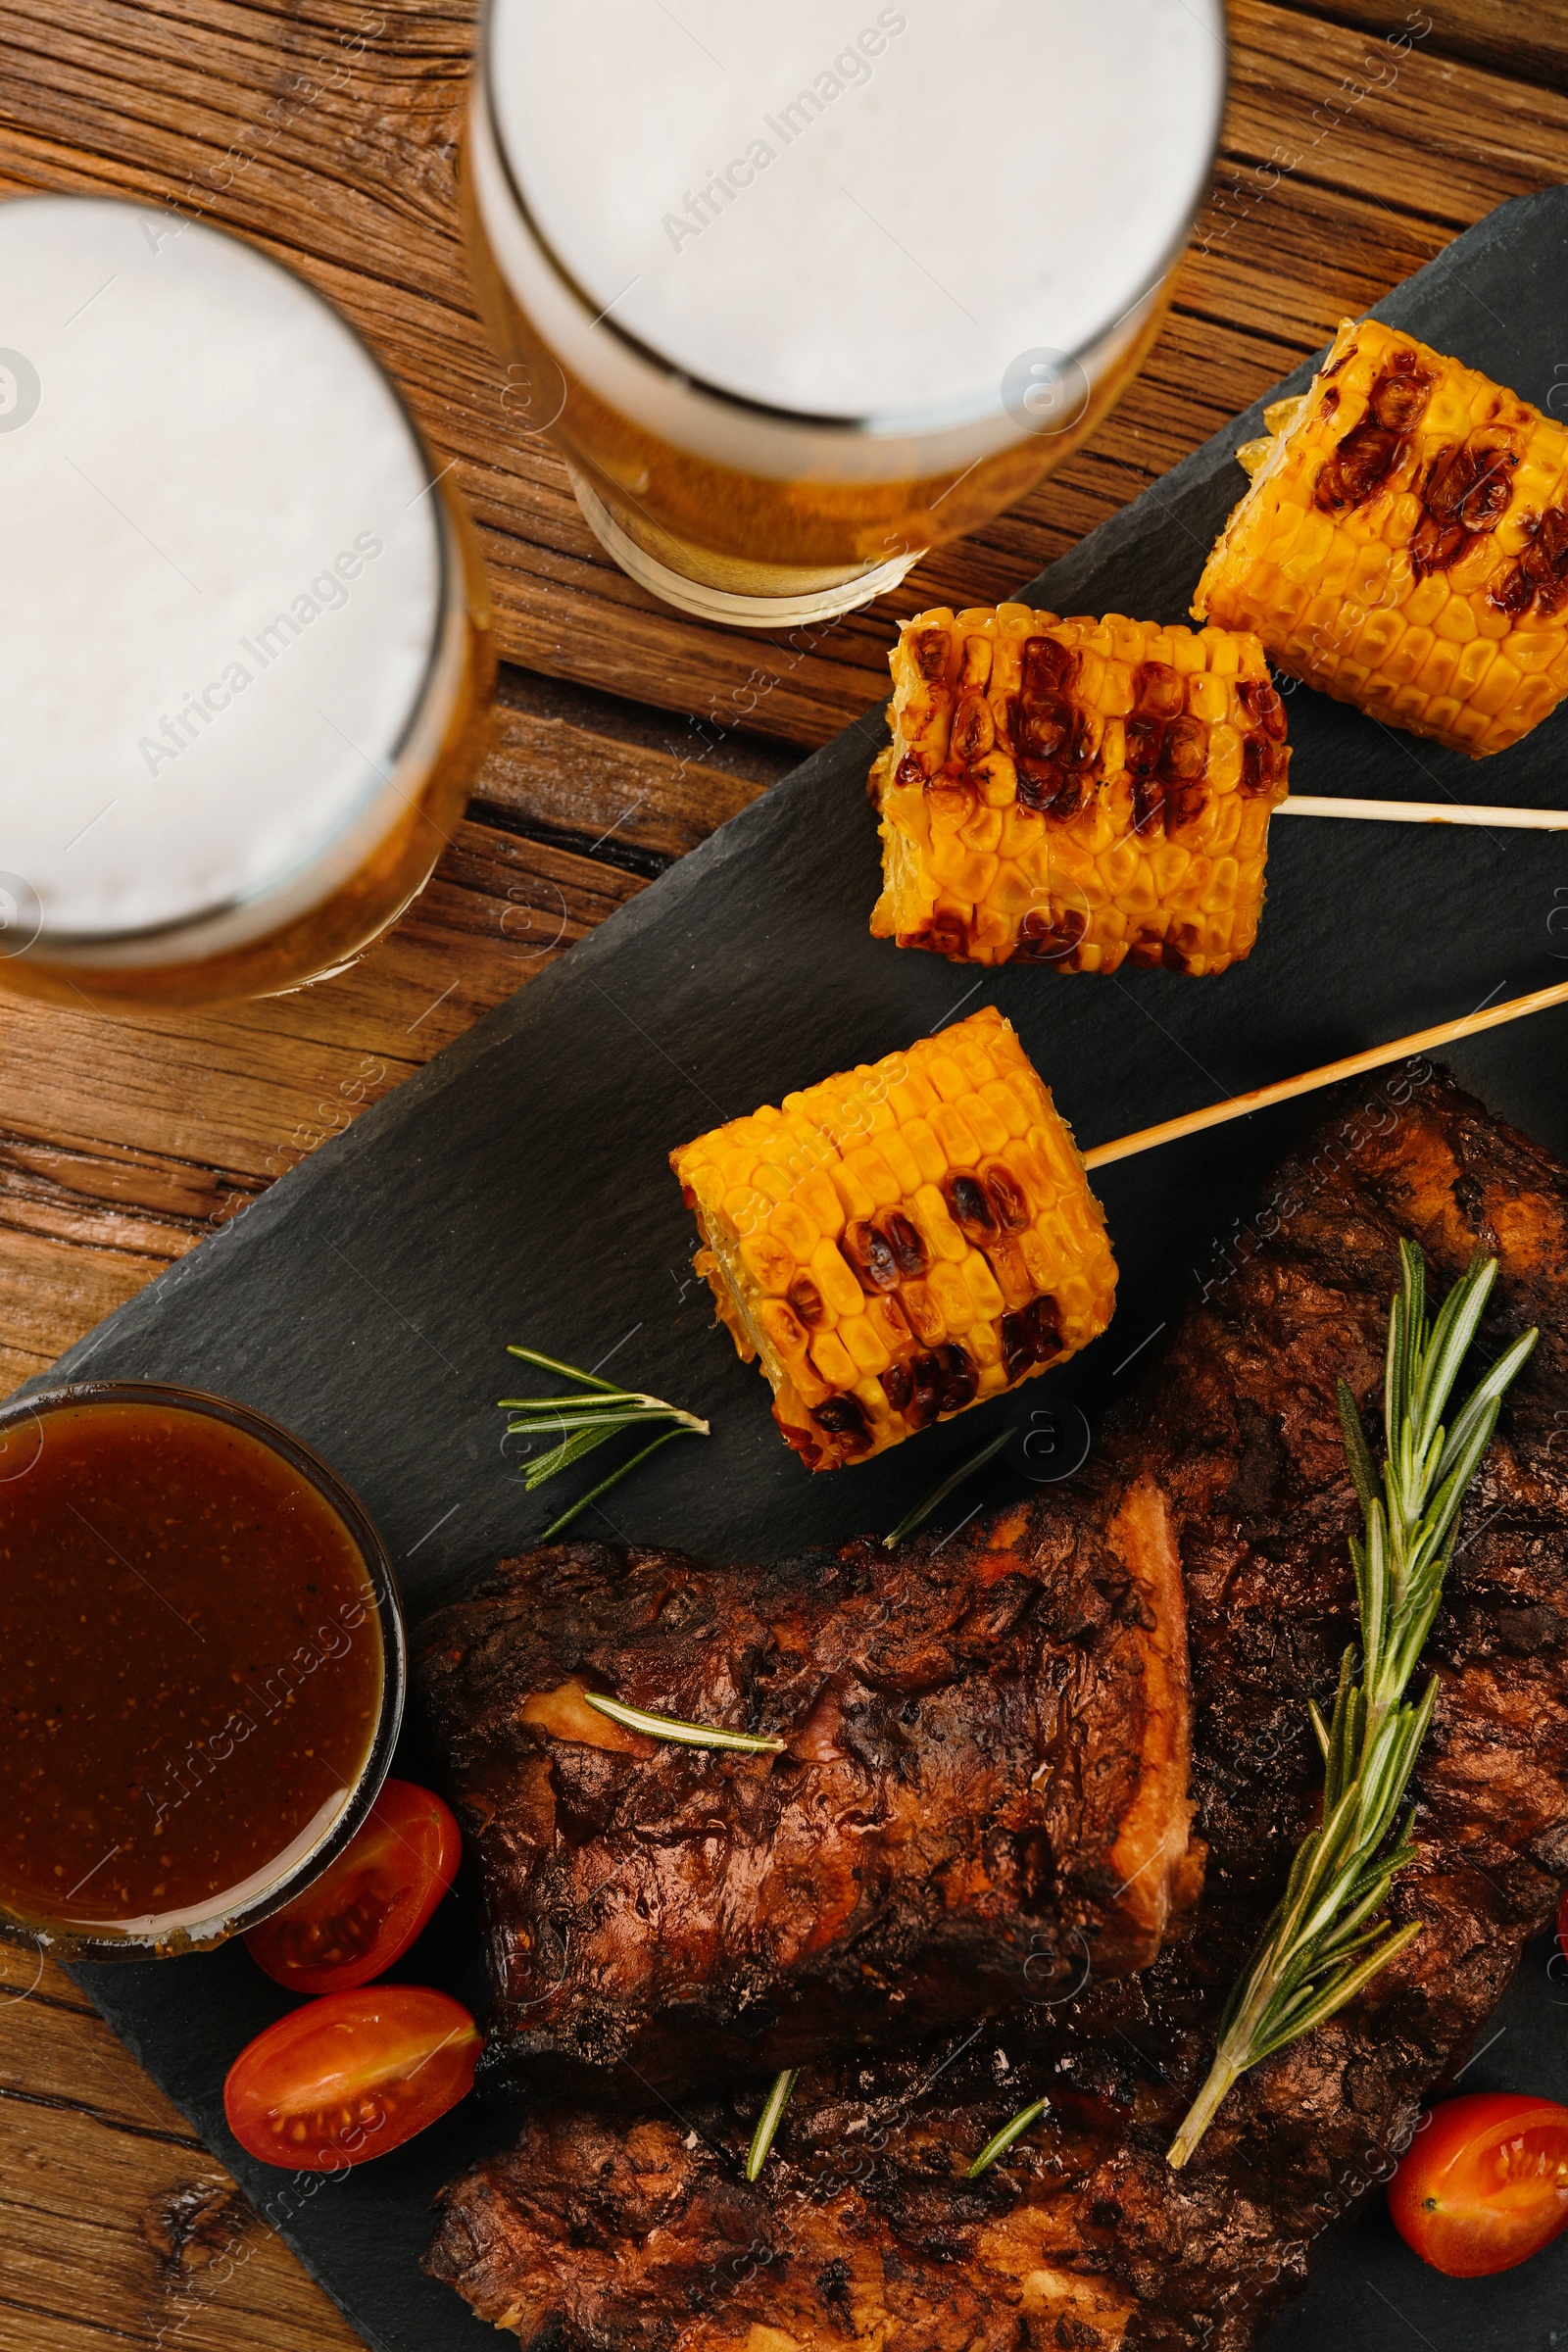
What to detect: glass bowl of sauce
<box><xmin>0</xmin><ymin>1383</ymin><xmax>403</xmax><ymax>1960</ymax></box>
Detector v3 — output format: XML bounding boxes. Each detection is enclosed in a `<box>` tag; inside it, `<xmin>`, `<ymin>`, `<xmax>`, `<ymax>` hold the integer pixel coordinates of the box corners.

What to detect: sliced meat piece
<box><xmin>413</xmin><ymin>1471</ymin><xmax>1196</xmax><ymax>2097</ymax></box>
<box><xmin>425</xmin><ymin>1068</ymin><xmax>1568</xmax><ymax>2349</ymax></box>
<box><xmin>426</xmin><ymin>2075</ymin><xmax>1142</xmax><ymax>2352</ymax></box>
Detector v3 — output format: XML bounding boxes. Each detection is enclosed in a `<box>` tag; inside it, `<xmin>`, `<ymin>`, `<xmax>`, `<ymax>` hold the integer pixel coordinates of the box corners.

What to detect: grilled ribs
<box><xmin>414</xmin><ymin>1476</ymin><xmax>1197</xmax><ymax>2095</ymax></box>
<box><xmin>426</xmin><ymin>1068</ymin><xmax>1568</xmax><ymax>2348</ymax></box>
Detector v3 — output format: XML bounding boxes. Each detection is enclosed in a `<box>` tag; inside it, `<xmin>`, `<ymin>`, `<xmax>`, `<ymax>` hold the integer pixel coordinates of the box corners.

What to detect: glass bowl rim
<box><xmin>0</xmin><ymin>1377</ymin><xmax>406</xmax><ymax>1963</ymax></box>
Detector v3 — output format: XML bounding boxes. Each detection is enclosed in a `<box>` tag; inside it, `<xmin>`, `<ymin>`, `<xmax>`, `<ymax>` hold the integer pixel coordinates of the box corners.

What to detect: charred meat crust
<box><xmin>424</xmin><ymin>1071</ymin><xmax>1568</xmax><ymax>2350</ymax></box>
<box><xmin>414</xmin><ymin>1477</ymin><xmax>1196</xmax><ymax>2097</ymax></box>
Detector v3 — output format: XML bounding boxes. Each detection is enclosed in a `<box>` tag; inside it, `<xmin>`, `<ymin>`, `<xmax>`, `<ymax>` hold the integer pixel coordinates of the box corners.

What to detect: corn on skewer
<box><xmin>671</xmin><ymin>986</ymin><xmax>1568</xmax><ymax>1473</ymax></box>
<box><xmin>669</xmin><ymin>1007</ymin><xmax>1116</xmax><ymax>1472</ymax></box>
<box><xmin>1194</xmin><ymin>320</ymin><xmax>1568</xmax><ymax>758</ymax></box>
<box><xmin>869</xmin><ymin>604</ymin><xmax>1568</xmax><ymax>989</ymax></box>
<box><xmin>870</xmin><ymin>605</ymin><xmax>1291</xmax><ymax>977</ymax></box>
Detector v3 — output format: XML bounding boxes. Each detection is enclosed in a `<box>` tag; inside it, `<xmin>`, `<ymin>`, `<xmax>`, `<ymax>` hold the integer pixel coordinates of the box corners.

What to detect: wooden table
<box><xmin>2</xmin><ymin>4</ymin><xmax>1566</xmax><ymax>2345</ymax></box>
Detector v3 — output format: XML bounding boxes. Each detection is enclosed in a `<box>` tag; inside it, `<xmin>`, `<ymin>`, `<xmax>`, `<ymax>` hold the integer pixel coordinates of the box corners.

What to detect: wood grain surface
<box><xmin>1</xmin><ymin>4</ymin><xmax>1566</xmax><ymax>2347</ymax></box>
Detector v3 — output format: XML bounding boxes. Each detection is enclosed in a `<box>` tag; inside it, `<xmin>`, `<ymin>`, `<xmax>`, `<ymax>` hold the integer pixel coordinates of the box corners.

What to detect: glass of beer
<box><xmin>466</xmin><ymin>0</ymin><xmax>1225</xmax><ymax>628</ymax></box>
<box><xmin>0</xmin><ymin>195</ymin><xmax>495</xmax><ymax>1012</ymax></box>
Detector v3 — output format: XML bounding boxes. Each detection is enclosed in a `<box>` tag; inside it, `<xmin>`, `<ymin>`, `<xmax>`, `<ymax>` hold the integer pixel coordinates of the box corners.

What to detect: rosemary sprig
<box><xmin>499</xmin><ymin>1345</ymin><xmax>709</xmax><ymax>1539</ymax></box>
<box><xmin>583</xmin><ymin>1690</ymin><xmax>785</xmax><ymax>1756</ymax></box>
<box><xmin>747</xmin><ymin>2068</ymin><xmax>799</xmax><ymax>2180</ymax></box>
<box><xmin>884</xmin><ymin>1428</ymin><xmax>1011</xmax><ymax>1549</ymax></box>
<box><xmin>966</xmin><ymin>2094</ymin><xmax>1051</xmax><ymax>2179</ymax></box>
<box><xmin>1167</xmin><ymin>1243</ymin><xmax>1537</xmax><ymax>2170</ymax></box>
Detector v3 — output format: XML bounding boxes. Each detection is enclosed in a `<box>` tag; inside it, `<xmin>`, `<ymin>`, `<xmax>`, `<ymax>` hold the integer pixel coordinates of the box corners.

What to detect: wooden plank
<box><xmin>0</xmin><ymin>2100</ymin><xmax>361</xmax><ymax>2352</ymax></box>
<box><xmin>479</xmin><ymin>688</ymin><xmax>775</xmax><ymax>867</ymax></box>
<box><xmin>0</xmin><ymin>1941</ymin><xmax>94</xmax><ymax>2007</ymax></box>
<box><xmin>1225</xmin><ymin>3</ymin><xmax>1568</xmax><ymax>227</ymax></box>
<box><xmin>0</xmin><ymin>1982</ymin><xmax>201</xmax><ymax>2147</ymax></box>
<box><xmin>1184</xmin><ymin>158</ymin><xmax>1449</xmax><ymax>350</ymax></box>
<box><xmin>0</xmin><ymin>1945</ymin><xmax>360</xmax><ymax>2352</ymax></box>
<box><xmin>0</xmin><ymin>816</ymin><xmax>646</xmax><ymax>1172</ymax></box>
<box><xmin>1272</xmin><ymin>0</ymin><xmax>1568</xmax><ymax>94</ymax></box>
<box><xmin>0</xmin><ymin>1229</ymin><xmax>152</xmax><ymax>1391</ymax></box>
<box><xmin>0</xmin><ymin>1134</ymin><xmax>262</xmax><ymax>1258</ymax></box>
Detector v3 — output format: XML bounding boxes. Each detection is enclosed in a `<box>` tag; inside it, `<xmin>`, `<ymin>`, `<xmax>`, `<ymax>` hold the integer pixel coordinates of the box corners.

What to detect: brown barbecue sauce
<box><xmin>0</xmin><ymin>1400</ymin><xmax>382</xmax><ymax>1938</ymax></box>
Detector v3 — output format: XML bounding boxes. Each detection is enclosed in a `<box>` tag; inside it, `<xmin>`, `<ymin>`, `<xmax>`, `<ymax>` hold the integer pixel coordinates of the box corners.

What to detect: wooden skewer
<box><xmin>1083</xmin><ymin>977</ymin><xmax>1568</xmax><ymax>1172</ymax></box>
<box><xmin>1279</xmin><ymin>794</ymin><xmax>1568</xmax><ymax>830</ymax></box>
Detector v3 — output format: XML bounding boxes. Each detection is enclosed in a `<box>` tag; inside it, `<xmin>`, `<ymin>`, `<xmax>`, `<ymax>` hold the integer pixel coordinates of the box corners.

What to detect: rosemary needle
<box><xmin>582</xmin><ymin>1690</ymin><xmax>785</xmax><ymax>1756</ymax></box>
<box><xmin>966</xmin><ymin>2095</ymin><xmax>1051</xmax><ymax>2179</ymax></box>
<box><xmin>540</xmin><ymin>1430</ymin><xmax>687</xmax><ymax>1541</ymax></box>
<box><xmin>1167</xmin><ymin>1244</ymin><xmax>1537</xmax><ymax>2170</ymax></box>
<box><xmin>500</xmin><ymin>1345</ymin><xmax>709</xmax><ymax>1536</ymax></box>
<box><xmin>747</xmin><ymin>2068</ymin><xmax>799</xmax><ymax>2181</ymax></box>
<box><xmin>884</xmin><ymin>1428</ymin><xmax>1012</xmax><ymax>1549</ymax></box>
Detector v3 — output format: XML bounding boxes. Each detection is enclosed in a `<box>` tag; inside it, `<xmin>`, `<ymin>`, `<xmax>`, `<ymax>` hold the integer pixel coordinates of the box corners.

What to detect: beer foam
<box><xmin>0</xmin><ymin>196</ymin><xmax>441</xmax><ymax>940</ymax></box>
<box><xmin>487</xmin><ymin>0</ymin><xmax>1223</xmax><ymax>420</ymax></box>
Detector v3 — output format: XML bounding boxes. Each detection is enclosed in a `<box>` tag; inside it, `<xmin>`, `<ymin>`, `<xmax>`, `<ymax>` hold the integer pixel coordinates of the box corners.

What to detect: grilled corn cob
<box><xmin>669</xmin><ymin>1006</ymin><xmax>1116</xmax><ymax>1471</ymax></box>
<box><xmin>1194</xmin><ymin>317</ymin><xmax>1568</xmax><ymax>758</ymax></box>
<box><xmin>869</xmin><ymin>605</ymin><xmax>1290</xmax><ymax>975</ymax></box>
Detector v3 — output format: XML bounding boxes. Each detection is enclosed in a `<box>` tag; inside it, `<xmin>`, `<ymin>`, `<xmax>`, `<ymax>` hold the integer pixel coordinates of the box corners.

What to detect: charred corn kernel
<box><xmin>669</xmin><ymin>1007</ymin><xmax>1117</xmax><ymax>1471</ymax></box>
<box><xmin>901</xmin><ymin>1281</ymin><xmax>945</xmax><ymax>1348</ymax></box>
<box><xmin>870</xmin><ymin>607</ymin><xmax>1288</xmax><ymax>977</ymax></box>
<box><xmin>1194</xmin><ymin>317</ymin><xmax>1568</xmax><ymax>758</ymax></box>
<box><xmin>739</xmin><ymin>1234</ymin><xmax>794</xmax><ymax>1295</ymax></box>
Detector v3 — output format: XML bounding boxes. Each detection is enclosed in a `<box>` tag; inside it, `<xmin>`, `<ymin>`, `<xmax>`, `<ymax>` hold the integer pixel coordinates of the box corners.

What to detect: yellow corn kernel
<box><xmin>808</xmin><ymin>1331</ymin><xmax>858</xmax><ymax>1390</ymax></box>
<box><xmin>809</xmin><ymin>1236</ymin><xmax>865</xmax><ymax>1320</ymax></box>
<box><xmin>840</xmin><ymin>1315</ymin><xmax>892</xmax><ymax>1377</ymax></box>
<box><xmin>898</xmin><ymin>1115</ymin><xmax>950</xmax><ymax>1185</ymax></box>
<box><xmin>929</xmin><ymin>1102</ymin><xmax>982</xmax><ymax>1164</ymax></box>
<box><xmin>760</xmin><ymin>1298</ymin><xmax>811</xmax><ymax>1364</ymax></box>
<box><xmin>911</xmin><ymin>1182</ymin><xmax>970</xmax><ymax>1262</ymax></box>
<box><xmin>841</xmin><ymin>1146</ymin><xmax>904</xmax><ymax>1209</ymax></box>
<box><xmin>963</xmin><ymin>1253</ymin><xmax>1006</xmax><ymax>1318</ymax></box>
<box><xmin>739</xmin><ymin>1234</ymin><xmax>795</xmax><ymax>1295</ymax></box>
<box><xmin>876</xmin><ymin>1128</ymin><xmax>923</xmax><ymax>1196</ymax></box>
<box><xmin>927</xmin><ymin>1260</ymin><xmax>976</xmax><ymax>1333</ymax></box>
<box><xmin>967</xmin><ymin>1317</ymin><xmax>1003</xmax><ymax>1369</ymax></box>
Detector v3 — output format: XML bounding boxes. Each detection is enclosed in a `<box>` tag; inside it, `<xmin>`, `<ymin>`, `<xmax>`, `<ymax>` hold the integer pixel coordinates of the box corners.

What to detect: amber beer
<box><xmin>466</xmin><ymin>0</ymin><xmax>1225</xmax><ymax>626</ymax></box>
<box><xmin>0</xmin><ymin>195</ymin><xmax>494</xmax><ymax>1011</ymax></box>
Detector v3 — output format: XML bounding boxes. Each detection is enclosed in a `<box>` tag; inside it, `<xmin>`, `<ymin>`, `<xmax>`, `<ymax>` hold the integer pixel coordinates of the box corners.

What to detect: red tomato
<box><xmin>223</xmin><ymin>1985</ymin><xmax>480</xmax><ymax>2170</ymax></box>
<box><xmin>244</xmin><ymin>1779</ymin><xmax>461</xmax><ymax>1994</ymax></box>
<box><xmin>1389</xmin><ymin>2091</ymin><xmax>1568</xmax><ymax>2278</ymax></box>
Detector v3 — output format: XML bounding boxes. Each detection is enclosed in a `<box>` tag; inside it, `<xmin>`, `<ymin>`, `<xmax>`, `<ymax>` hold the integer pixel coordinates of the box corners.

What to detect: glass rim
<box><xmin>0</xmin><ymin>1378</ymin><xmax>406</xmax><ymax>1963</ymax></box>
<box><xmin>475</xmin><ymin>0</ymin><xmax>1229</xmax><ymax>442</ymax></box>
<box><xmin>0</xmin><ymin>192</ymin><xmax>461</xmax><ymax>961</ymax></box>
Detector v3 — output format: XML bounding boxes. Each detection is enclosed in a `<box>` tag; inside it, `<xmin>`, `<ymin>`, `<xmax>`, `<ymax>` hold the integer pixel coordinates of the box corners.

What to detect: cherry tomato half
<box><xmin>1389</xmin><ymin>2091</ymin><xmax>1568</xmax><ymax>2278</ymax></box>
<box><xmin>244</xmin><ymin>1779</ymin><xmax>462</xmax><ymax>1994</ymax></box>
<box><xmin>223</xmin><ymin>1984</ymin><xmax>480</xmax><ymax>2170</ymax></box>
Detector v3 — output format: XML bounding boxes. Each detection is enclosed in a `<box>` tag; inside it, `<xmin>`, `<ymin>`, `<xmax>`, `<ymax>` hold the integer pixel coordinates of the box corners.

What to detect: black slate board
<box><xmin>25</xmin><ymin>183</ymin><xmax>1568</xmax><ymax>2351</ymax></box>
